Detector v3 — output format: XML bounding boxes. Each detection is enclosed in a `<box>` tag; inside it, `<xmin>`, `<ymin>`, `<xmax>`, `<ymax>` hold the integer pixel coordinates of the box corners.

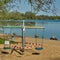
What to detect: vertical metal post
<box><xmin>21</xmin><ymin>20</ymin><xmax>25</xmax><ymax>54</ymax></box>
<box><xmin>22</xmin><ymin>27</ymin><xmax>24</xmax><ymax>52</ymax></box>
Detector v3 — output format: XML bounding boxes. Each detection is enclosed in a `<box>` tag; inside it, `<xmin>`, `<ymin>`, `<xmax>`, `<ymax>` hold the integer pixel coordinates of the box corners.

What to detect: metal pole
<box><xmin>21</xmin><ymin>20</ymin><xmax>25</xmax><ymax>54</ymax></box>
<box><xmin>22</xmin><ymin>27</ymin><xmax>25</xmax><ymax>52</ymax></box>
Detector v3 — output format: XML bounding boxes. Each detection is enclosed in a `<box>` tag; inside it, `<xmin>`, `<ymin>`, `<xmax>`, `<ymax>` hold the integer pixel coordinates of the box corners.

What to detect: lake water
<box><xmin>0</xmin><ymin>20</ymin><xmax>60</xmax><ymax>40</ymax></box>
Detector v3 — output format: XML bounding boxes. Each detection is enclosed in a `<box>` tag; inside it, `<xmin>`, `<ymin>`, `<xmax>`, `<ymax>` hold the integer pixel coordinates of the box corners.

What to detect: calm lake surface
<box><xmin>0</xmin><ymin>20</ymin><xmax>60</xmax><ymax>40</ymax></box>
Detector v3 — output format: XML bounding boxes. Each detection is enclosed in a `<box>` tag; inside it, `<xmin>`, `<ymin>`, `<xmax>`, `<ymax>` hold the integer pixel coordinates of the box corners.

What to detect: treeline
<box><xmin>36</xmin><ymin>15</ymin><xmax>60</xmax><ymax>20</ymax></box>
<box><xmin>0</xmin><ymin>11</ymin><xmax>60</xmax><ymax>20</ymax></box>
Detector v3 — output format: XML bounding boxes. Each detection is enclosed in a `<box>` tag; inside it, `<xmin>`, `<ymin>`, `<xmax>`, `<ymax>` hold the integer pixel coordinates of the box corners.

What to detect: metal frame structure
<box><xmin>0</xmin><ymin>20</ymin><xmax>45</xmax><ymax>54</ymax></box>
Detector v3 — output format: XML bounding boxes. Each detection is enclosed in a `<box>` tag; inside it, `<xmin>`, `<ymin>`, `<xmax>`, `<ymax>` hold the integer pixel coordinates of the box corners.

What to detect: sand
<box><xmin>0</xmin><ymin>37</ymin><xmax>60</xmax><ymax>60</ymax></box>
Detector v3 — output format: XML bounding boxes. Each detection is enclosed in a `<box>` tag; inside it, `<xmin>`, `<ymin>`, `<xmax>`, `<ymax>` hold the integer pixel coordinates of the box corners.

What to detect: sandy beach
<box><xmin>0</xmin><ymin>36</ymin><xmax>60</xmax><ymax>60</ymax></box>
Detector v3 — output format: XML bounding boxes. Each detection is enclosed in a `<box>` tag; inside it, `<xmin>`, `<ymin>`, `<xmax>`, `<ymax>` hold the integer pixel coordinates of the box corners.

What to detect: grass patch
<box><xmin>10</xmin><ymin>41</ymin><xmax>16</xmax><ymax>44</ymax></box>
<box><xmin>0</xmin><ymin>38</ymin><xmax>16</xmax><ymax>44</ymax></box>
<box><xmin>0</xmin><ymin>38</ymin><xmax>5</xmax><ymax>44</ymax></box>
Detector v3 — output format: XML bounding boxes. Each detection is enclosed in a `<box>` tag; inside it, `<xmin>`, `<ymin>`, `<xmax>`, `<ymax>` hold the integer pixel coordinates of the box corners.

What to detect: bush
<box><xmin>0</xmin><ymin>38</ymin><xmax>5</xmax><ymax>44</ymax></box>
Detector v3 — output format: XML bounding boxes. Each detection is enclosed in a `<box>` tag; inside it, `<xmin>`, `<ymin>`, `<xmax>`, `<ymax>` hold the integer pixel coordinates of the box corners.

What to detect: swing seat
<box><xmin>1</xmin><ymin>51</ymin><xmax>9</xmax><ymax>54</ymax></box>
<box><xmin>35</xmin><ymin>47</ymin><xmax>43</xmax><ymax>50</ymax></box>
<box><xmin>32</xmin><ymin>52</ymin><xmax>40</xmax><ymax>55</ymax></box>
<box><xmin>3</xmin><ymin>47</ymin><xmax>11</xmax><ymax>50</ymax></box>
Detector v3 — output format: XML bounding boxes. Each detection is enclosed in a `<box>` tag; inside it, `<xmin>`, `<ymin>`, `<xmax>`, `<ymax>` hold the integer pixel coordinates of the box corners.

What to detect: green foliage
<box><xmin>36</xmin><ymin>15</ymin><xmax>60</xmax><ymax>20</ymax></box>
<box><xmin>0</xmin><ymin>10</ymin><xmax>9</xmax><ymax>20</ymax></box>
<box><xmin>0</xmin><ymin>38</ymin><xmax>16</xmax><ymax>44</ymax></box>
<box><xmin>9</xmin><ymin>11</ymin><xmax>23</xmax><ymax>20</ymax></box>
<box><xmin>0</xmin><ymin>38</ymin><xmax>5</xmax><ymax>44</ymax></box>
<box><xmin>25</xmin><ymin>11</ymin><xmax>36</xmax><ymax>19</ymax></box>
<box><xmin>1</xmin><ymin>0</ymin><xmax>55</xmax><ymax>13</ymax></box>
<box><xmin>0</xmin><ymin>11</ymin><xmax>60</xmax><ymax>20</ymax></box>
<box><xmin>0</xmin><ymin>0</ymin><xmax>11</xmax><ymax>11</ymax></box>
<box><xmin>10</xmin><ymin>41</ymin><xmax>16</xmax><ymax>44</ymax></box>
<box><xmin>0</xmin><ymin>0</ymin><xmax>57</xmax><ymax>20</ymax></box>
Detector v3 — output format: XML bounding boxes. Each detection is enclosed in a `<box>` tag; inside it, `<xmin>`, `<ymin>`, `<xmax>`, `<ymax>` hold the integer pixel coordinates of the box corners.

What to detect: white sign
<box><xmin>5</xmin><ymin>40</ymin><xmax>9</xmax><ymax>44</ymax></box>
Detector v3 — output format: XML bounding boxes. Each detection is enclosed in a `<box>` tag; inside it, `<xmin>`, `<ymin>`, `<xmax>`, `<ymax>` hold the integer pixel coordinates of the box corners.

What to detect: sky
<box><xmin>10</xmin><ymin>0</ymin><xmax>60</xmax><ymax>16</ymax></box>
<box><xmin>53</xmin><ymin>0</ymin><xmax>60</xmax><ymax>16</ymax></box>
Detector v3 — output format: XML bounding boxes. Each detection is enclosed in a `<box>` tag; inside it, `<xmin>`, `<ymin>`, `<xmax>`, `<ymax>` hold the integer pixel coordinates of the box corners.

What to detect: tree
<box><xmin>0</xmin><ymin>0</ymin><xmax>56</xmax><ymax>20</ymax></box>
<box><xmin>3</xmin><ymin>0</ymin><xmax>55</xmax><ymax>14</ymax></box>
<box><xmin>28</xmin><ymin>0</ymin><xmax>55</xmax><ymax>12</ymax></box>
<box><xmin>0</xmin><ymin>0</ymin><xmax>12</xmax><ymax>20</ymax></box>
<box><xmin>0</xmin><ymin>0</ymin><xmax>12</xmax><ymax>11</ymax></box>
<box><xmin>0</xmin><ymin>10</ymin><xmax>9</xmax><ymax>20</ymax></box>
<box><xmin>9</xmin><ymin>11</ymin><xmax>22</xmax><ymax>20</ymax></box>
<box><xmin>27</xmin><ymin>0</ymin><xmax>56</xmax><ymax>14</ymax></box>
<box><xmin>25</xmin><ymin>11</ymin><xmax>36</xmax><ymax>19</ymax></box>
